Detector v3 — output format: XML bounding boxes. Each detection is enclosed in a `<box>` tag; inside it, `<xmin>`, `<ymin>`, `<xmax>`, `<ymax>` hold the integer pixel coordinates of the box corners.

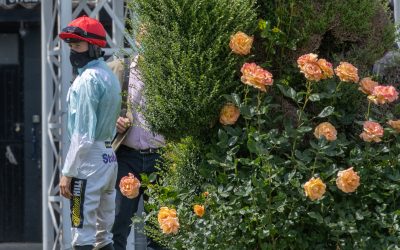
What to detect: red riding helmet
<box><xmin>59</xmin><ymin>16</ymin><xmax>107</xmax><ymax>48</ymax></box>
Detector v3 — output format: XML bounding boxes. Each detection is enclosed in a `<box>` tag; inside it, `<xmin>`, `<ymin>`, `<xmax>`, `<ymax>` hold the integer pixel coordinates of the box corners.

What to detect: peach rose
<box><xmin>297</xmin><ymin>53</ymin><xmax>318</xmax><ymax>68</ymax></box>
<box><xmin>300</xmin><ymin>62</ymin><xmax>324</xmax><ymax>81</ymax></box>
<box><xmin>160</xmin><ymin>216</ymin><xmax>180</xmax><ymax>235</ymax></box>
<box><xmin>317</xmin><ymin>59</ymin><xmax>334</xmax><ymax>79</ymax></box>
<box><xmin>158</xmin><ymin>207</ymin><xmax>180</xmax><ymax>234</ymax></box>
<box><xmin>336</xmin><ymin>167</ymin><xmax>360</xmax><ymax>193</ymax></box>
<box><xmin>240</xmin><ymin>62</ymin><xmax>273</xmax><ymax>92</ymax></box>
<box><xmin>219</xmin><ymin>103</ymin><xmax>240</xmax><ymax>125</ymax></box>
<box><xmin>359</xmin><ymin>77</ymin><xmax>378</xmax><ymax>95</ymax></box>
<box><xmin>193</xmin><ymin>205</ymin><xmax>205</xmax><ymax>217</ymax></box>
<box><xmin>314</xmin><ymin>122</ymin><xmax>337</xmax><ymax>141</ymax></box>
<box><xmin>359</xmin><ymin>121</ymin><xmax>384</xmax><ymax>142</ymax></box>
<box><xmin>368</xmin><ymin>85</ymin><xmax>399</xmax><ymax>105</ymax></box>
<box><xmin>388</xmin><ymin>120</ymin><xmax>400</xmax><ymax>132</ymax></box>
<box><xmin>202</xmin><ymin>191</ymin><xmax>209</xmax><ymax>197</ymax></box>
<box><xmin>119</xmin><ymin>173</ymin><xmax>141</xmax><ymax>199</ymax></box>
<box><xmin>304</xmin><ymin>177</ymin><xmax>326</xmax><ymax>201</ymax></box>
<box><xmin>229</xmin><ymin>31</ymin><xmax>254</xmax><ymax>56</ymax></box>
<box><xmin>297</xmin><ymin>54</ymin><xmax>333</xmax><ymax>81</ymax></box>
<box><xmin>158</xmin><ymin>207</ymin><xmax>177</xmax><ymax>224</ymax></box>
<box><xmin>334</xmin><ymin>62</ymin><xmax>359</xmax><ymax>83</ymax></box>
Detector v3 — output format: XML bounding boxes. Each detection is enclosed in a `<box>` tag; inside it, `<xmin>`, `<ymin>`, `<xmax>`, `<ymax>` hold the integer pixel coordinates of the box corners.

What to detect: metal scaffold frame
<box><xmin>41</xmin><ymin>1</ymin><xmax>133</xmax><ymax>249</ymax></box>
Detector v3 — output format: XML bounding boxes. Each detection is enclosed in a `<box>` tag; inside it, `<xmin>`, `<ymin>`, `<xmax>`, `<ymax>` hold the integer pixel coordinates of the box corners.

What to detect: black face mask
<box><xmin>69</xmin><ymin>50</ymin><xmax>92</xmax><ymax>70</ymax></box>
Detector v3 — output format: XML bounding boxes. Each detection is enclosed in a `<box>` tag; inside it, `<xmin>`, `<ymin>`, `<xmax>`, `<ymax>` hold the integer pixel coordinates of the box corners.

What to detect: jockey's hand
<box><xmin>59</xmin><ymin>176</ymin><xmax>72</xmax><ymax>199</ymax></box>
<box><xmin>116</xmin><ymin>117</ymin><xmax>131</xmax><ymax>134</ymax></box>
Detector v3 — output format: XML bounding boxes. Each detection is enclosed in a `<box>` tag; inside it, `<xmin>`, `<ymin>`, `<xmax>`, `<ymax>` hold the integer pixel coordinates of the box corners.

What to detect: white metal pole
<box><xmin>112</xmin><ymin>0</ymin><xmax>124</xmax><ymax>57</ymax></box>
<box><xmin>41</xmin><ymin>0</ymin><xmax>54</xmax><ymax>249</ymax></box>
<box><xmin>394</xmin><ymin>0</ymin><xmax>400</xmax><ymax>48</ymax></box>
<box><xmin>59</xmin><ymin>1</ymin><xmax>73</xmax><ymax>249</ymax></box>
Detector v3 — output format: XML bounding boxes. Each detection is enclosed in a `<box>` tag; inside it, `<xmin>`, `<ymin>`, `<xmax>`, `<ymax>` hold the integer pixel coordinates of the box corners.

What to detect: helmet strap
<box><xmin>88</xmin><ymin>44</ymin><xmax>104</xmax><ymax>59</ymax></box>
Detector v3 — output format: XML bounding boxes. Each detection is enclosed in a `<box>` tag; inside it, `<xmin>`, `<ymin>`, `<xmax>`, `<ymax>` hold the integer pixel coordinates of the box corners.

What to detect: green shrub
<box><xmin>129</xmin><ymin>0</ymin><xmax>257</xmax><ymax>140</ymax></box>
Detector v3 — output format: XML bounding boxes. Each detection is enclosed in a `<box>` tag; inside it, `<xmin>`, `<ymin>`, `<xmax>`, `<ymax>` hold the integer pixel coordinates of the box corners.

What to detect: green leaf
<box><xmin>247</xmin><ymin>137</ymin><xmax>258</xmax><ymax>154</ymax></box>
<box><xmin>232</xmin><ymin>93</ymin><xmax>241</xmax><ymax>106</ymax></box>
<box><xmin>309</xmin><ymin>94</ymin><xmax>321</xmax><ymax>102</ymax></box>
<box><xmin>308</xmin><ymin>212</ymin><xmax>323</xmax><ymax>223</ymax></box>
<box><xmin>297</xmin><ymin>126</ymin><xmax>312</xmax><ymax>133</ymax></box>
<box><xmin>277</xmin><ymin>84</ymin><xmax>297</xmax><ymax>101</ymax></box>
<box><xmin>228</xmin><ymin>136</ymin><xmax>239</xmax><ymax>147</ymax></box>
<box><xmin>317</xmin><ymin>106</ymin><xmax>334</xmax><ymax>118</ymax></box>
<box><xmin>148</xmin><ymin>173</ymin><xmax>157</xmax><ymax>182</ymax></box>
<box><xmin>355</xmin><ymin>211</ymin><xmax>364</xmax><ymax>220</ymax></box>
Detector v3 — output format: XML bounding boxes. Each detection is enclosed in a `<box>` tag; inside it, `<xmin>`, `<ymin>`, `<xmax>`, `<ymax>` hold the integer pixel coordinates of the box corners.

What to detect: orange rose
<box><xmin>300</xmin><ymin>62</ymin><xmax>324</xmax><ymax>81</ymax></box>
<box><xmin>304</xmin><ymin>177</ymin><xmax>326</xmax><ymax>201</ymax></box>
<box><xmin>160</xmin><ymin>216</ymin><xmax>180</xmax><ymax>235</ymax></box>
<box><xmin>297</xmin><ymin>53</ymin><xmax>318</xmax><ymax>68</ymax></box>
<box><xmin>158</xmin><ymin>207</ymin><xmax>179</xmax><ymax>234</ymax></box>
<box><xmin>314</xmin><ymin>122</ymin><xmax>337</xmax><ymax>141</ymax></box>
<box><xmin>229</xmin><ymin>31</ymin><xmax>254</xmax><ymax>55</ymax></box>
<box><xmin>317</xmin><ymin>59</ymin><xmax>334</xmax><ymax>79</ymax></box>
<box><xmin>336</xmin><ymin>167</ymin><xmax>360</xmax><ymax>193</ymax></box>
<box><xmin>388</xmin><ymin>120</ymin><xmax>400</xmax><ymax>132</ymax></box>
<box><xmin>297</xmin><ymin>54</ymin><xmax>333</xmax><ymax>81</ymax></box>
<box><xmin>240</xmin><ymin>62</ymin><xmax>273</xmax><ymax>92</ymax></box>
<box><xmin>158</xmin><ymin>207</ymin><xmax>177</xmax><ymax>224</ymax></box>
<box><xmin>202</xmin><ymin>191</ymin><xmax>209</xmax><ymax>197</ymax></box>
<box><xmin>193</xmin><ymin>204</ymin><xmax>205</xmax><ymax>217</ymax></box>
<box><xmin>359</xmin><ymin>77</ymin><xmax>378</xmax><ymax>95</ymax></box>
<box><xmin>334</xmin><ymin>62</ymin><xmax>359</xmax><ymax>83</ymax></box>
<box><xmin>219</xmin><ymin>103</ymin><xmax>240</xmax><ymax>125</ymax></box>
<box><xmin>119</xmin><ymin>173</ymin><xmax>141</xmax><ymax>199</ymax></box>
<box><xmin>368</xmin><ymin>85</ymin><xmax>399</xmax><ymax>105</ymax></box>
<box><xmin>359</xmin><ymin>121</ymin><xmax>384</xmax><ymax>142</ymax></box>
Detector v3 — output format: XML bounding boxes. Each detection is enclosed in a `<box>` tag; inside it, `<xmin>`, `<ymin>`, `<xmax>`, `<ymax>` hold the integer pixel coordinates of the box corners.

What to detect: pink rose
<box><xmin>297</xmin><ymin>54</ymin><xmax>333</xmax><ymax>81</ymax></box>
<box><xmin>359</xmin><ymin>121</ymin><xmax>384</xmax><ymax>142</ymax></box>
<box><xmin>300</xmin><ymin>62</ymin><xmax>324</xmax><ymax>82</ymax></box>
<box><xmin>240</xmin><ymin>63</ymin><xmax>273</xmax><ymax>92</ymax></box>
<box><xmin>368</xmin><ymin>85</ymin><xmax>399</xmax><ymax>105</ymax></box>
<box><xmin>317</xmin><ymin>59</ymin><xmax>334</xmax><ymax>79</ymax></box>
<box><xmin>297</xmin><ymin>53</ymin><xmax>318</xmax><ymax>68</ymax></box>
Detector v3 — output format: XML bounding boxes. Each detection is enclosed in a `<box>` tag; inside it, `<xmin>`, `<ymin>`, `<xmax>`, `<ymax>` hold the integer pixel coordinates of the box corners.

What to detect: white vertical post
<box><xmin>41</xmin><ymin>0</ymin><xmax>54</xmax><ymax>249</ymax></box>
<box><xmin>112</xmin><ymin>0</ymin><xmax>124</xmax><ymax>54</ymax></box>
<box><xmin>59</xmin><ymin>1</ymin><xmax>73</xmax><ymax>249</ymax></box>
<box><xmin>394</xmin><ymin>0</ymin><xmax>400</xmax><ymax>48</ymax></box>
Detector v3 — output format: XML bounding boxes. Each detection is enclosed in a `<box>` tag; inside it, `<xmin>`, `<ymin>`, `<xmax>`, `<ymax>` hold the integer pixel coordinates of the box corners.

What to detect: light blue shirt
<box><xmin>63</xmin><ymin>59</ymin><xmax>121</xmax><ymax>177</ymax></box>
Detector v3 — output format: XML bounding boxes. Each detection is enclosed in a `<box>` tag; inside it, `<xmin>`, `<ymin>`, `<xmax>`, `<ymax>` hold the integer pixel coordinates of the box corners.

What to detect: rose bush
<box><xmin>128</xmin><ymin>0</ymin><xmax>399</xmax><ymax>249</ymax></box>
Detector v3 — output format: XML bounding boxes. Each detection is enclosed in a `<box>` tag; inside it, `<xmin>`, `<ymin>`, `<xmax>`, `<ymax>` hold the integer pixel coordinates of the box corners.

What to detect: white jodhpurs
<box><xmin>70</xmin><ymin>141</ymin><xmax>118</xmax><ymax>249</ymax></box>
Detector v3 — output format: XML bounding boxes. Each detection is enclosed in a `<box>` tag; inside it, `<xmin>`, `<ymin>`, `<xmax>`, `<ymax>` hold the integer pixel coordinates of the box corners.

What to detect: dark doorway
<box><xmin>0</xmin><ymin>39</ymin><xmax>25</xmax><ymax>241</ymax></box>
